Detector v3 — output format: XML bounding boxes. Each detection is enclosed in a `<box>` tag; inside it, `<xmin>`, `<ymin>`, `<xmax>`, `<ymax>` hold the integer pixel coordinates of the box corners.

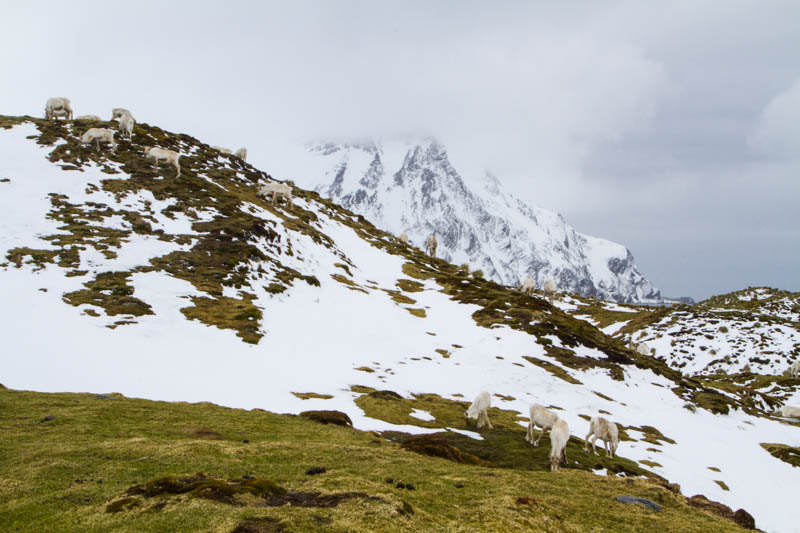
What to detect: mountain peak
<box><xmin>306</xmin><ymin>138</ymin><xmax>661</xmax><ymax>303</ymax></box>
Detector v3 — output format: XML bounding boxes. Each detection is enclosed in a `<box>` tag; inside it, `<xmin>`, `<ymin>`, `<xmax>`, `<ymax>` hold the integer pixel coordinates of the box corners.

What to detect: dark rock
<box><xmin>41</xmin><ymin>415</ymin><xmax>55</xmax><ymax>422</ymax></box>
<box><xmin>305</xmin><ymin>467</ymin><xmax>326</xmax><ymax>476</ymax></box>
<box><xmin>367</xmin><ymin>390</ymin><xmax>404</xmax><ymax>401</ymax></box>
<box><xmin>299</xmin><ymin>410</ymin><xmax>353</xmax><ymax>427</ymax></box>
<box><xmin>688</xmin><ymin>495</ymin><xmax>757</xmax><ymax>530</ymax></box>
<box><xmin>616</xmin><ymin>496</ymin><xmax>661</xmax><ymax>512</ymax></box>
<box><xmin>94</xmin><ymin>394</ymin><xmax>115</xmax><ymax>400</ymax></box>
<box><xmin>733</xmin><ymin>509</ymin><xmax>756</xmax><ymax>530</ymax></box>
<box><xmin>385</xmin><ymin>477</ymin><xmax>394</xmax><ymax>484</ymax></box>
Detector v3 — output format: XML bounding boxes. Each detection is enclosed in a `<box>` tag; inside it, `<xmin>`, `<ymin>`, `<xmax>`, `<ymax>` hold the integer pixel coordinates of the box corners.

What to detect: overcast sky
<box><xmin>2</xmin><ymin>1</ymin><xmax>798</xmax><ymax>299</ymax></box>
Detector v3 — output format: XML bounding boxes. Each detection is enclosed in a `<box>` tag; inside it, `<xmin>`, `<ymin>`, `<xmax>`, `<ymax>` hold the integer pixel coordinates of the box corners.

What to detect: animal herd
<box><xmin>465</xmin><ymin>392</ymin><xmax>620</xmax><ymax>472</ymax></box>
<box><xmin>43</xmin><ymin>97</ymin><xmax>250</xmax><ymax>181</ymax></box>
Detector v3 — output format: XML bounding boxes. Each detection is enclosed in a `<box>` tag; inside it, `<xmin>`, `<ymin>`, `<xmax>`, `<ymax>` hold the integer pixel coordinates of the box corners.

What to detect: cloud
<box><xmin>749</xmin><ymin>78</ymin><xmax>800</xmax><ymax>159</ymax></box>
<box><xmin>0</xmin><ymin>1</ymin><xmax>798</xmax><ymax>298</ymax></box>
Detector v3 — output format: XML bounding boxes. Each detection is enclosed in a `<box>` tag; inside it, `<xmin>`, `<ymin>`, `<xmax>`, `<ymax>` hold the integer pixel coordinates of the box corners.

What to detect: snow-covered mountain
<box><xmin>2</xmin><ymin>116</ymin><xmax>799</xmax><ymax>532</ymax></box>
<box><xmin>304</xmin><ymin>138</ymin><xmax>661</xmax><ymax>304</ymax></box>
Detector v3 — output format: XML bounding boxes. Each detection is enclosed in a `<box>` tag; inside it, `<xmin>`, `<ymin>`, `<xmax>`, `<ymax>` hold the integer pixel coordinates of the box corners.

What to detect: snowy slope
<box><xmin>618</xmin><ymin>288</ymin><xmax>800</xmax><ymax>377</ymax></box>
<box><xmin>295</xmin><ymin>139</ymin><xmax>661</xmax><ymax>304</ymax></box>
<box><xmin>1</xmin><ymin>118</ymin><xmax>798</xmax><ymax>532</ymax></box>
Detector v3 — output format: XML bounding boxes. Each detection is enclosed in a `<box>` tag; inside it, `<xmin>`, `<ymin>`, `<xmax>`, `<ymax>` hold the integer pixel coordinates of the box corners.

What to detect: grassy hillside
<box><xmin>0</xmin><ymin>388</ymin><xmax>752</xmax><ymax>532</ymax></box>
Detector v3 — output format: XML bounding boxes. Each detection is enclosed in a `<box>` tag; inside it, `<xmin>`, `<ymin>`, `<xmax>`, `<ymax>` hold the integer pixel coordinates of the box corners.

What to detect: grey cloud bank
<box><xmin>1</xmin><ymin>1</ymin><xmax>797</xmax><ymax>299</ymax></box>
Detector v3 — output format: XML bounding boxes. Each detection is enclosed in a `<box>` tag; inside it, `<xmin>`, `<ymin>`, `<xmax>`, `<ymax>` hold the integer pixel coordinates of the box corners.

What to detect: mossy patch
<box><xmin>126</xmin><ymin>474</ymin><xmax>286</xmax><ymax>505</ymax></box>
<box><xmin>522</xmin><ymin>356</ymin><xmax>582</xmax><ymax>385</ymax></box>
<box><xmin>760</xmin><ymin>443</ymin><xmax>800</xmax><ymax>467</ymax></box>
<box><xmin>292</xmin><ymin>392</ymin><xmax>334</xmax><ymax>400</ymax></box>
<box><xmin>5</xmin><ymin>248</ymin><xmax>59</xmax><ymax>270</ymax></box>
<box><xmin>714</xmin><ymin>480</ymin><xmax>730</xmax><ymax>491</ymax></box>
<box><xmin>406</xmin><ymin>308</ymin><xmax>427</xmax><ymax>318</ymax></box>
<box><xmin>400</xmin><ymin>434</ymin><xmax>489</xmax><ymax>466</ymax></box>
<box><xmin>63</xmin><ymin>271</ymin><xmax>153</xmax><ymax>318</ymax></box>
<box><xmin>231</xmin><ymin>517</ymin><xmax>287</xmax><ymax>533</ymax></box>
<box><xmin>105</xmin><ymin>497</ymin><xmax>141</xmax><ymax>513</ymax></box>
<box><xmin>180</xmin><ymin>294</ymin><xmax>262</xmax><ymax>344</ymax></box>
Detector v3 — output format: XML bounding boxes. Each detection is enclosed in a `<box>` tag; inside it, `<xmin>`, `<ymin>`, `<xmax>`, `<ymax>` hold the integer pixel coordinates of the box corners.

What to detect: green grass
<box><xmin>0</xmin><ymin>388</ymin><xmax>753</xmax><ymax>532</ymax></box>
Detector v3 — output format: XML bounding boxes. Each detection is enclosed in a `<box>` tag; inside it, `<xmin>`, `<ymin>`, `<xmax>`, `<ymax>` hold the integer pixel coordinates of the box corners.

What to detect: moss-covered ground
<box><xmin>0</xmin><ymin>388</ymin><xmax>752</xmax><ymax>532</ymax></box>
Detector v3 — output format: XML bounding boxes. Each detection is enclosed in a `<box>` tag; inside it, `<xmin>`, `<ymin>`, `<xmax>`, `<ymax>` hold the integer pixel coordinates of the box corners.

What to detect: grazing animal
<box><xmin>780</xmin><ymin>405</ymin><xmax>800</xmax><ymax>418</ymax></box>
<box><xmin>526</xmin><ymin>404</ymin><xmax>560</xmax><ymax>447</ymax></box>
<box><xmin>234</xmin><ymin>147</ymin><xmax>247</xmax><ymax>161</ymax></box>
<box><xmin>111</xmin><ymin>108</ymin><xmax>134</xmax><ymax>121</ymax></box>
<box><xmin>520</xmin><ymin>277</ymin><xmax>536</xmax><ymax>296</ymax></box>
<box><xmin>259</xmin><ymin>182</ymin><xmax>292</xmax><ymax>206</ymax></box>
<box><xmin>118</xmin><ymin>114</ymin><xmax>134</xmax><ymax>140</ymax></box>
<box><xmin>212</xmin><ymin>146</ymin><xmax>233</xmax><ymax>154</ymax></box>
<box><xmin>425</xmin><ymin>234</ymin><xmax>438</xmax><ymax>257</ymax></box>
<box><xmin>144</xmin><ymin>147</ymin><xmax>181</xmax><ymax>177</ymax></box>
<box><xmin>464</xmin><ymin>391</ymin><xmax>493</xmax><ymax>430</ymax></box>
<box><xmin>543</xmin><ymin>279</ymin><xmax>557</xmax><ymax>300</ymax></box>
<box><xmin>80</xmin><ymin>128</ymin><xmax>116</xmax><ymax>150</ymax></box>
<box><xmin>584</xmin><ymin>416</ymin><xmax>619</xmax><ymax>457</ymax></box>
<box><xmin>398</xmin><ymin>232</ymin><xmax>409</xmax><ymax>244</ymax></box>
<box><xmin>790</xmin><ymin>360</ymin><xmax>800</xmax><ymax>378</ymax></box>
<box><xmin>549</xmin><ymin>419</ymin><xmax>570</xmax><ymax>472</ymax></box>
<box><xmin>45</xmin><ymin>97</ymin><xmax>73</xmax><ymax>121</ymax></box>
<box><xmin>636</xmin><ymin>343</ymin><xmax>651</xmax><ymax>356</ymax></box>
<box><xmin>75</xmin><ymin>115</ymin><xmax>102</xmax><ymax>121</ymax></box>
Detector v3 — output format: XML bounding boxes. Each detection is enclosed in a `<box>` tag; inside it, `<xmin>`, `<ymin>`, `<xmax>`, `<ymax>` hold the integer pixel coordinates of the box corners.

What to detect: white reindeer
<box><xmin>525</xmin><ymin>404</ymin><xmax>559</xmax><ymax>447</ymax></box>
<box><xmin>584</xmin><ymin>416</ymin><xmax>619</xmax><ymax>457</ymax></box>
<box><xmin>45</xmin><ymin>97</ymin><xmax>73</xmax><ymax>121</ymax></box>
<box><xmin>144</xmin><ymin>147</ymin><xmax>181</xmax><ymax>177</ymax></box>
<box><xmin>549</xmin><ymin>419</ymin><xmax>570</xmax><ymax>472</ymax></box>
<box><xmin>80</xmin><ymin>128</ymin><xmax>116</xmax><ymax>151</ymax></box>
<box><xmin>464</xmin><ymin>391</ymin><xmax>493</xmax><ymax>430</ymax></box>
<box><xmin>425</xmin><ymin>234</ymin><xmax>438</xmax><ymax>257</ymax></box>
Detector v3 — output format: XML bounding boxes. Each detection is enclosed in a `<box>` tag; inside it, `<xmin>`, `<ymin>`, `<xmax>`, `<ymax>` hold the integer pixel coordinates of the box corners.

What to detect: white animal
<box><xmin>75</xmin><ymin>115</ymin><xmax>102</xmax><ymax>121</ymax></box>
<box><xmin>111</xmin><ymin>108</ymin><xmax>134</xmax><ymax>121</ymax></box>
<box><xmin>525</xmin><ymin>404</ymin><xmax>560</xmax><ymax>446</ymax></box>
<box><xmin>636</xmin><ymin>343</ymin><xmax>651</xmax><ymax>356</ymax></box>
<box><xmin>520</xmin><ymin>278</ymin><xmax>536</xmax><ymax>296</ymax></box>
<box><xmin>790</xmin><ymin>360</ymin><xmax>800</xmax><ymax>378</ymax></box>
<box><xmin>549</xmin><ymin>419</ymin><xmax>570</xmax><ymax>472</ymax></box>
<box><xmin>80</xmin><ymin>128</ymin><xmax>116</xmax><ymax>150</ymax></box>
<box><xmin>584</xmin><ymin>416</ymin><xmax>619</xmax><ymax>457</ymax></box>
<box><xmin>144</xmin><ymin>147</ymin><xmax>181</xmax><ymax>177</ymax></box>
<box><xmin>234</xmin><ymin>147</ymin><xmax>247</xmax><ymax>161</ymax></box>
<box><xmin>464</xmin><ymin>391</ymin><xmax>493</xmax><ymax>430</ymax></box>
<box><xmin>212</xmin><ymin>146</ymin><xmax>233</xmax><ymax>154</ymax></box>
<box><xmin>780</xmin><ymin>405</ymin><xmax>800</xmax><ymax>418</ymax></box>
<box><xmin>425</xmin><ymin>234</ymin><xmax>438</xmax><ymax>257</ymax></box>
<box><xmin>398</xmin><ymin>232</ymin><xmax>409</xmax><ymax>245</ymax></box>
<box><xmin>45</xmin><ymin>97</ymin><xmax>73</xmax><ymax>121</ymax></box>
<box><xmin>259</xmin><ymin>182</ymin><xmax>292</xmax><ymax>206</ymax></box>
<box><xmin>118</xmin><ymin>114</ymin><xmax>134</xmax><ymax>140</ymax></box>
<box><xmin>542</xmin><ymin>280</ymin><xmax>558</xmax><ymax>300</ymax></box>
